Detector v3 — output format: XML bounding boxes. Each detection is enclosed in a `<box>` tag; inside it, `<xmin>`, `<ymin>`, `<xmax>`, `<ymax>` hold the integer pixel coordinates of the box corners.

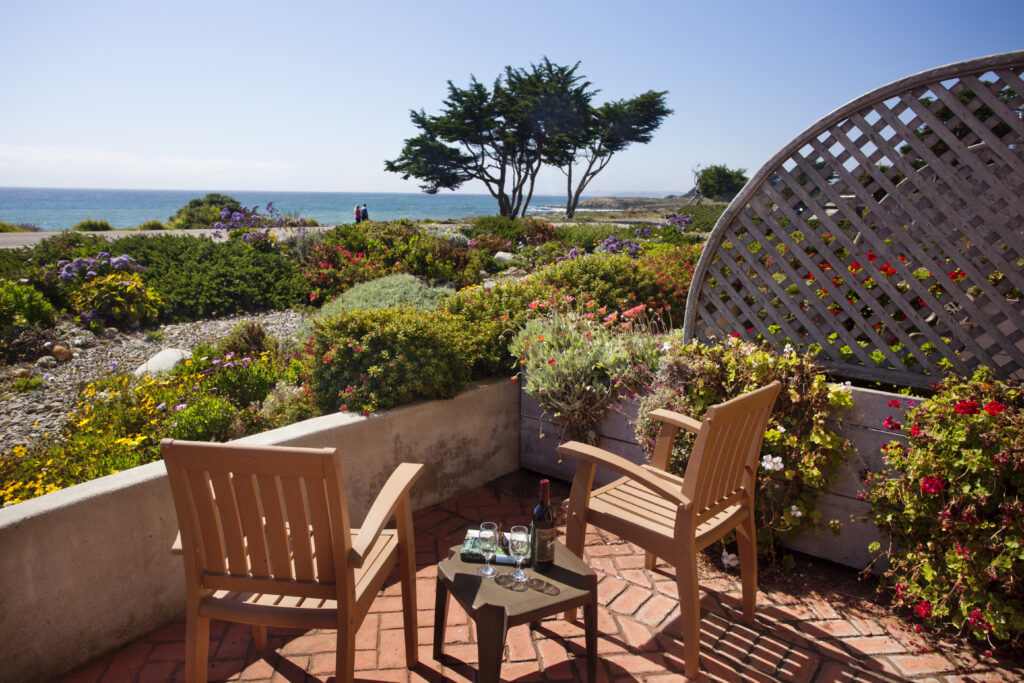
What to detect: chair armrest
<box><xmin>557</xmin><ymin>441</ymin><xmax>691</xmax><ymax>507</ymax></box>
<box><xmin>171</xmin><ymin>532</ymin><xmax>183</xmax><ymax>556</ymax></box>
<box><xmin>350</xmin><ymin>463</ymin><xmax>424</xmax><ymax>566</ymax></box>
<box><xmin>648</xmin><ymin>408</ymin><xmax>702</xmax><ymax>434</ymax></box>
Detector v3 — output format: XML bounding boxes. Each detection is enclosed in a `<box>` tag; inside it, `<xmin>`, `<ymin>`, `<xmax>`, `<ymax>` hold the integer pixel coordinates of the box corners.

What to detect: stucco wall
<box><xmin>0</xmin><ymin>379</ymin><xmax>519</xmax><ymax>683</ymax></box>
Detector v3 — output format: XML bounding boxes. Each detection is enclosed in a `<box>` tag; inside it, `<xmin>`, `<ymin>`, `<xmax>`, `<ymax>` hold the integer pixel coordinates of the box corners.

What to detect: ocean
<box><xmin>0</xmin><ymin>187</ymin><xmax>640</xmax><ymax>231</ymax></box>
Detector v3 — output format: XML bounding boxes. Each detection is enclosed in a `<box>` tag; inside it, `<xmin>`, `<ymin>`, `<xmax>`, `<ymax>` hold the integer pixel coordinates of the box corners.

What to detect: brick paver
<box><xmin>56</xmin><ymin>470</ymin><xmax>1021</xmax><ymax>682</ymax></box>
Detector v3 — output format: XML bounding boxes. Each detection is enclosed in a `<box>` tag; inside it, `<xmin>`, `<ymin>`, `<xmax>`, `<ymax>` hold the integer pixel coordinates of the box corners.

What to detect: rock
<box><xmin>103</xmin><ymin>327</ymin><xmax>119</xmax><ymax>339</ymax></box>
<box><xmin>494</xmin><ymin>251</ymin><xmax>514</xmax><ymax>263</ymax></box>
<box><xmin>134</xmin><ymin>348</ymin><xmax>190</xmax><ymax>377</ymax></box>
<box><xmin>51</xmin><ymin>345</ymin><xmax>71</xmax><ymax>362</ymax></box>
<box><xmin>35</xmin><ymin>356</ymin><xmax>58</xmax><ymax>369</ymax></box>
<box><xmin>12</xmin><ymin>368</ymin><xmax>30</xmax><ymax>379</ymax></box>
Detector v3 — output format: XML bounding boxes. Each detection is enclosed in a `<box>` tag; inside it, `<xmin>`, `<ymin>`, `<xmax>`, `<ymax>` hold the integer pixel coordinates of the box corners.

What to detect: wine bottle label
<box><xmin>535</xmin><ymin>526</ymin><xmax>556</xmax><ymax>563</ymax></box>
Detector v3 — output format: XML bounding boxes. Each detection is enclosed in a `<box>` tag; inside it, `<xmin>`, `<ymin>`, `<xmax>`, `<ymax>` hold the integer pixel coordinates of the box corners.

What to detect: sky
<box><xmin>1</xmin><ymin>0</ymin><xmax>1022</xmax><ymax>197</ymax></box>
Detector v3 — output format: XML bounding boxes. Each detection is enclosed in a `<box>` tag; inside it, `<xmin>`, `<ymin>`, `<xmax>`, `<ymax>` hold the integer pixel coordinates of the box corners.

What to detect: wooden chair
<box><xmin>558</xmin><ymin>381</ymin><xmax>781</xmax><ymax>680</ymax></box>
<box><xmin>162</xmin><ymin>439</ymin><xmax>423</xmax><ymax>683</ymax></box>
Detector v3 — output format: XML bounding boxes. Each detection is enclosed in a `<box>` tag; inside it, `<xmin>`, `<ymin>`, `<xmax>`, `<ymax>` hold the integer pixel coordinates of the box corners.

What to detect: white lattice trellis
<box><xmin>683</xmin><ymin>51</ymin><xmax>1024</xmax><ymax>389</ymax></box>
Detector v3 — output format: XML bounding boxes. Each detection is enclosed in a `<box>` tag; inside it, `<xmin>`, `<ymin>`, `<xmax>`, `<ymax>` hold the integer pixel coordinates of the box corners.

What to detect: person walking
<box><xmin>354</xmin><ymin>204</ymin><xmax>362</xmax><ymax>224</ymax></box>
<box><xmin>361</xmin><ymin>203</ymin><xmax>369</xmax><ymax>222</ymax></box>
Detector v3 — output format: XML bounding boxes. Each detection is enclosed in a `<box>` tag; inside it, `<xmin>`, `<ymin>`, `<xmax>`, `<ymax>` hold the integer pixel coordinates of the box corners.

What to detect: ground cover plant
<box><xmin>866</xmin><ymin>366</ymin><xmax>1024</xmax><ymax>647</ymax></box>
<box><xmin>0</xmin><ymin>322</ymin><xmax>312</xmax><ymax>506</ymax></box>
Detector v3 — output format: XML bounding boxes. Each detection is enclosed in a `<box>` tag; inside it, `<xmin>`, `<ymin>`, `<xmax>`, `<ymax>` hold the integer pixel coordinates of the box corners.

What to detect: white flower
<box><xmin>776</xmin><ymin>425</ymin><xmax>786</xmax><ymax>433</ymax></box>
<box><xmin>761</xmin><ymin>454</ymin><xmax>784</xmax><ymax>472</ymax></box>
<box><xmin>721</xmin><ymin>549</ymin><xmax>740</xmax><ymax>569</ymax></box>
<box><xmin>783</xmin><ymin>343</ymin><xmax>794</xmax><ymax>354</ymax></box>
<box><xmin>790</xmin><ymin>505</ymin><xmax>803</xmax><ymax>518</ymax></box>
<box><xmin>662</xmin><ymin>341</ymin><xmax>673</xmax><ymax>352</ymax></box>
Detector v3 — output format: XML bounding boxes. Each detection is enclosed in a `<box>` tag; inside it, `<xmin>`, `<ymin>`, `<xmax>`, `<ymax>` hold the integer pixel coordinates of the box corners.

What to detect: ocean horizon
<box><xmin>0</xmin><ymin>187</ymin><xmax>674</xmax><ymax>231</ymax></box>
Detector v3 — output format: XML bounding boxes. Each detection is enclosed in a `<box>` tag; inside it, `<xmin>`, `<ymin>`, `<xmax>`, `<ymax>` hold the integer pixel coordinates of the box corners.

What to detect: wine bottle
<box><xmin>531</xmin><ymin>478</ymin><xmax>555</xmax><ymax>572</ymax></box>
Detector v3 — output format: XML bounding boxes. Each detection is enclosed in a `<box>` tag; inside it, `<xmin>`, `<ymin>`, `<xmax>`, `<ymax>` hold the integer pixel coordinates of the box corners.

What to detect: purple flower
<box><xmin>108</xmin><ymin>361</ymin><xmax>118</xmax><ymax>371</ymax></box>
<box><xmin>174</xmin><ymin>403</ymin><xmax>187</xmax><ymax>411</ymax></box>
<box><xmin>155</xmin><ymin>402</ymin><xmax>166</xmax><ymax>410</ymax></box>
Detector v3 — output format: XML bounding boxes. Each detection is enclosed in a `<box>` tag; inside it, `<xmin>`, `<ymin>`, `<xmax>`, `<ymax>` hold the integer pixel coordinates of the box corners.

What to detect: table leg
<box><xmin>475</xmin><ymin>604</ymin><xmax>508</xmax><ymax>683</ymax></box>
<box><xmin>433</xmin><ymin>577</ymin><xmax>449</xmax><ymax>662</ymax></box>
<box><xmin>583</xmin><ymin>601</ymin><xmax>597</xmax><ymax>683</ymax></box>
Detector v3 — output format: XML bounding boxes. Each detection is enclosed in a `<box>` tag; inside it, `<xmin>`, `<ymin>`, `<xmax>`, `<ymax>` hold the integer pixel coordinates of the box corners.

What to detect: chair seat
<box><xmin>199</xmin><ymin>529</ymin><xmax>399</xmax><ymax>629</ymax></box>
<box><xmin>588</xmin><ymin>477</ymin><xmax>749</xmax><ymax>558</ymax></box>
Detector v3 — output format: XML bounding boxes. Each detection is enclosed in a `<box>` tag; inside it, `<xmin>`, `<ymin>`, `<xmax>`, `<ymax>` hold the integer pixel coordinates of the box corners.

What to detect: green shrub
<box><xmin>0</xmin><ymin>220</ymin><xmax>27</xmax><ymax>233</ymax></box>
<box><xmin>168</xmin><ymin>193</ymin><xmax>242</xmax><ymax>230</ymax></box>
<box><xmin>166</xmin><ymin>395</ymin><xmax>237</xmax><ymax>441</ymax></box>
<box><xmin>334</xmin><ymin>273</ymin><xmax>453</xmax><ymax>312</ymax></box>
<box><xmin>205</xmin><ymin>352</ymin><xmax>280</xmax><ymax>407</ymax></box>
<box><xmin>26</xmin><ymin>232</ymin><xmax>109</xmax><ymax>271</ymax></box>
<box><xmin>400</xmin><ymin>233</ymin><xmax>490</xmax><ymax>288</ymax></box>
<box><xmin>71</xmin><ymin>272</ymin><xmax>162</xmax><ymax>330</ymax></box>
<box><xmin>72</xmin><ymin>219</ymin><xmax>114</xmax><ymax>232</ymax></box>
<box><xmin>636</xmin><ymin>338</ymin><xmax>855</xmax><ymax>570</ymax></box>
<box><xmin>556</xmin><ymin>223</ymin><xmax>618</xmax><ymax>251</ymax></box>
<box><xmin>306</xmin><ymin>307</ymin><xmax>480</xmax><ymax>414</ymax></box>
<box><xmin>537</xmin><ymin>253</ymin><xmax>657</xmax><ymax>312</ymax></box>
<box><xmin>468</xmin><ymin>215</ymin><xmax>523</xmax><ymax>241</ymax></box>
<box><xmin>866</xmin><ymin>367</ymin><xmax>1024</xmax><ymax>645</ymax></box>
<box><xmin>136</xmin><ymin>219</ymin><xmax>167</xmax><ymax>231</ymax></box>
<box><xmin>511</xmin><ymin>310</ymin><xmax>662</xmax><ymax>443</ymax></box>
<box><xmin>111</xmin><ymin>234</ymin><xmax>305</xmax><ymax>320</ymax></box>
<box><xmin>663</xmin><ymin>203</ymin><xmax>726</xmax><ymax>233</ymax></box>
<box><xmin>0</xmin><ymin>280</ymin><xmax>56</xmax><ymax>327</ymax></box>
<box><xmin>442</xmin><ymin>278</ymin><xmax>551</xmax><ymax>377</ymax></box>
<box><xmin>219</xmin><ymin>321</ymin><xmax>279</xmax><ymax>357</ymax></box>
<box><xmin>12</xmin><ymin>376</ymin><xmax>43</xmax><ymax>392</ymax></box>
<box><xmin>633</xmin><ymin>245</ymin><xmax>703</xmax><ymax>322</ymax></box>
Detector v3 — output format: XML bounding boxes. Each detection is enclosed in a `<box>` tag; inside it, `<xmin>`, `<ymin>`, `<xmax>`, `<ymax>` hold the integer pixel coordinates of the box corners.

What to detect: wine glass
<box><xmin>509</xmin><ymin>525</ymin><xmax>530</xmax><ymax>583</ymax></box>
<box><xmin>477</xmin><ymin>522</ymin><xmax>498</xmax><ymax>578</ymax></box>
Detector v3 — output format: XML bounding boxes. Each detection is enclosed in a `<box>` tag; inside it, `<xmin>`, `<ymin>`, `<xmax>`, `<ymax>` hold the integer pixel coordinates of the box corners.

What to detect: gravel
<box><xmin>0</xmin><ymin>309</ymin><xmax>312</xmax><ymax>451</ymax></box>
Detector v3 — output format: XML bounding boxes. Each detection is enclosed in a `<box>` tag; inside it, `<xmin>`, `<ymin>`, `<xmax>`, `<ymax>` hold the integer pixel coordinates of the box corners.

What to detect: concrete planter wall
<box><xmin>519</xmin><ymin>392</ymin><xmax>645</xmax><ymax>486</ymax></box>
<box><xmin>520</xmin><ymin>385</ymin><xmax>915</xmax><ymax>573</ymax></box>
<box><xmin>0</xmin><ymin>379</ymin><xmax>519</xmax><ymax>683</ymax></box>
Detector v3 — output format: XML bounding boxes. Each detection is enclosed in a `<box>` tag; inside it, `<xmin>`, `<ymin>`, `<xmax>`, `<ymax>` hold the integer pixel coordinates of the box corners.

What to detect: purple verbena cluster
<box><xmin>48</xmin><ymin>252</ymin><xmax>145</xmax><ymax>284</ymax></box>
<box><xmin>600</xmin><ymin>232</ymin><xmax>641</xmax><ymax>256</ymax></box>
<box><xmin>555</xmin><ymin>246</ymin><xmax>586</xmax><ymax>263</ymax></box>
<box><xmin>660</xmin><ymin>212</ymin><xmax>694</xmax><ymax>232</ymax></box>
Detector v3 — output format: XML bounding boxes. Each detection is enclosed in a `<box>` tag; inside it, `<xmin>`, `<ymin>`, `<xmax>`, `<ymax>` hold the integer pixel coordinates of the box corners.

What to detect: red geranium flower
<box><xmin>910</xmin><ymin>425</ymin><xmax>922</xmax><ymax>437</ymax></box>
<box><xmin>955</xmin><ymin>400</ymin><xmax>980</xmax><ymax>415</ymax></box>
<box><xmin>920</xmin><ymin>476</ymin><xmax>943</xmax><ymax>495</ymax></box>
<box><xmin>915</xmin><ymin>600</ymin><xmax>932</xmax><ymax>618</ymax></box>
<box><xmin>984</xmin><ymin>401</ymin><xmax>1006</xmax><ymax>415</ymax></box>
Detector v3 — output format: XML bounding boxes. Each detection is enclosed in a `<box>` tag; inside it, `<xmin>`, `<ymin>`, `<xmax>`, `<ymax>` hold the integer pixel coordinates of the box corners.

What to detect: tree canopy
<box><xmin>168</xmin><ymin>193</ymin><xmax>242</xmax><ymax>230</ymax></box>
<box><xmin>385</xmin><ymin>59</ymin><xmax>670</xmax><ymax>217</ymax></box>
<box><xmin>696</xmin><ymin>164</ymin><xmax>748</xmax><ymax>202</ymax></box>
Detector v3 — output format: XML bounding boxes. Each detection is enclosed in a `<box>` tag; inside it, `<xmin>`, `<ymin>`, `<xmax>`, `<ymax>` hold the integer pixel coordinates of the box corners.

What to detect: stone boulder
<box><xmin>134</xmin><ymin>348</ymin><xmax>190</xmax><ymax>377</ymax></box>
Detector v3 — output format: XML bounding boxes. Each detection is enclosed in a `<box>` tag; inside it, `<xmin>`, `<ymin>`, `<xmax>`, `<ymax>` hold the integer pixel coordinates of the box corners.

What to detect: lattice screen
<box><xmin>682</xmin><ymin>51</ymin><xmax>1024</xmax><ymax>389</ymax></box>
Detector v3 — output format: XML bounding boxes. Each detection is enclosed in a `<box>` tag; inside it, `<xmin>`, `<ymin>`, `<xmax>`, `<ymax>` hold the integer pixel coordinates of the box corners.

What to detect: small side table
<box><xmin>433</xmin><ymin>541</ymin><xmax>597</xmax><ymax>683</ymax></box>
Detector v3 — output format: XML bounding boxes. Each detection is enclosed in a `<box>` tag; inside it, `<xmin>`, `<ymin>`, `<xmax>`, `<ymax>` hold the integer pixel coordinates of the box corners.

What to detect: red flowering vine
<box><xmin>920</xmin><ymin>476</ymin><xmax>943</xmax><ymax>495</ymax></box>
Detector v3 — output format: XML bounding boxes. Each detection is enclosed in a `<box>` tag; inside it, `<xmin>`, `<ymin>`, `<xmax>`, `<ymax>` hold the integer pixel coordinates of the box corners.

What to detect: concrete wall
<box><xmin>0</xmin><ymin>379</ymin><xmax>519</xmax><ymax>683</ymax></box>
<box><xmin>785</xmin><ymin>386</ymin><xmax>918</xmax><ymax>572</ymax></box>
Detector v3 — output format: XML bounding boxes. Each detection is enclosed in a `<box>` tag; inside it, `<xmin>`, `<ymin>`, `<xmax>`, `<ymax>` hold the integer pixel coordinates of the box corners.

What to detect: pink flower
<box><xmin>984</xmin><ymin>401</ymin><xmax>1006</xmax><ymax>415</ymax></box>
<box><xmin>910</xmin><ymin>425</ymin><xmax>922</xmax><ymax>437</ymax></box>
<box><xmin>883</xmin><ymin>415</ymin><xmax>902</xmax><ymax>431</ymax></box>
<box><xmin>730</xmin><ymin>332</ymin><xmax>739</xmax><ymax>338</ymax></box>
<box><xmin>888</xmin><ymin>399</ymin><xmax>901</xmax><ymax>407</ymax></box>
<box><xmin>920</xmin><ymin>476</ymin><xmax>943</xmax><ymax>495</ymax></box>
<box><xmin>914</xmin><ymin>600</ymin><xmax>932</xmax><ymax>618</ymax></box>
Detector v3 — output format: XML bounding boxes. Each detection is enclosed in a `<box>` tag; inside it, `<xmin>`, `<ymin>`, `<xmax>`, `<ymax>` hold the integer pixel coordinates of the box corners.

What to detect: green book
<box><xmin>460</xmin><ymin>529</ymin><xmax>530</xmax><ymax>565</ymax></box>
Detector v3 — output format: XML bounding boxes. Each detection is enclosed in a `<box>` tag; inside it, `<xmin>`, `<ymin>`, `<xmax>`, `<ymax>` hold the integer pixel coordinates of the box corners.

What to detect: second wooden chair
<box><xmin>558</xmin><ymin>381</ymin><xmax>781</xmax><ymax>680</ymax></box>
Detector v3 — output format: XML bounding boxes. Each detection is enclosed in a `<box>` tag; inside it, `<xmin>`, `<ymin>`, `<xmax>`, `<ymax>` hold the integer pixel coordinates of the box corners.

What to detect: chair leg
<box><xmin>185</xmin><ymin>612</ymin><xmax>210</xmax><ymax>683</ymax></box>
<box><xmin>397</xmin><ymin>497</ymin><xmax>419</xmax><ymax>668</ymax></box>
<box><xmin>252</xmin><ymin>624</ymin><xmax>268</xmax><ymax>652</ymax></box>
<box><xmin>644</xmin><ymin>550</ymin><xmax>657</xmax><ymax>570</ymax></box>
<box><xmin>563</xmin><ymin>517</ymin><xmax>587</xmax><ymax>621</ymax></box>
<box><xmin>736</xmin><ymin>512</ymin><xmax>758</xmax><ymax>623</ymax></box>
<box><xmin>335</xmin><ymin>618</ymin><xmax>356</xmax><ymax>683</ymax></box>
<box><xmin>676</xmin><ymin>553</ymin><xmax>702</xmax><ymax>680</ymax></box>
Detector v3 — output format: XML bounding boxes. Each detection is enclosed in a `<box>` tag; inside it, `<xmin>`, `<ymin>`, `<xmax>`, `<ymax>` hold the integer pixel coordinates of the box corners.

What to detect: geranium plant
<box><xmin>866</xmin><ymin>366</ymin><xmax>1024</xmax><ymax>646</ymax></box>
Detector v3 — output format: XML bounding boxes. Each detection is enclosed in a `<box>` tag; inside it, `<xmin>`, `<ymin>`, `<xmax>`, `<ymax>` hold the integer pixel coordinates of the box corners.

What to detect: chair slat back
<box><xmin>163</xmin><ymin>440</ymin><xmax>353</xmax><ymax>598</ymax></box>
<box><xmin>682</xmin><ymin>382</ymin><xmax>781</xmax><ymax>517</ymax></box>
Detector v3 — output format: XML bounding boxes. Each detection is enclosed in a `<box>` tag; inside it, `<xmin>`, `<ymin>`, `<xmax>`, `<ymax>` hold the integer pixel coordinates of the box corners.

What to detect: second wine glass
<box><xmin>509</xmin><ymin>525</ymin><xmax>530</xmax><ymax>583</ymax></box>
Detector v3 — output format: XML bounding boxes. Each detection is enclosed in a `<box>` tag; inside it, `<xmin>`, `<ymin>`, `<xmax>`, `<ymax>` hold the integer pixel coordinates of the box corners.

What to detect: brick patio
<box><xmin>59</xmin><ymin>471</ymin><xmax>1020</xmax><ymax>682</ymax></box>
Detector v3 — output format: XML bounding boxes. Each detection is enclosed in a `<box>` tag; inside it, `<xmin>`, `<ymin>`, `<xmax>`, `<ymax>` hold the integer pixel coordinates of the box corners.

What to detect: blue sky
<box><xmin>1</xmin><ymin>0</ymin><xmax>1021</xmax><ymax>196</ymax></box>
